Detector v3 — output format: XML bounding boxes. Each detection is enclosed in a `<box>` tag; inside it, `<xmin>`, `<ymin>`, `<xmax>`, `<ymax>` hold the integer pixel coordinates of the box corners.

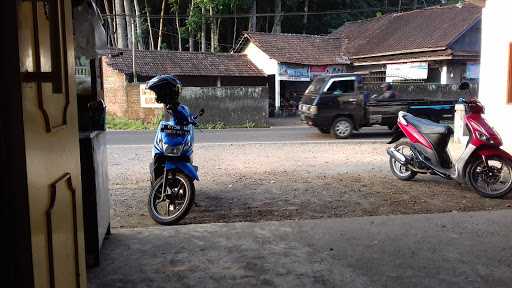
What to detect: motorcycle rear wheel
<box><xmin>389</xmin><ymin>141</ymin><xmax>418</xmax><ymax>181</ymax></box>
<box><xmin>148</xmin><ymin>172</ymin><xmax>195</xmax><ymax>225</ymax></box>
<box><xmin>466</xmin><ymin>156</ymin><xmax>512</xmax><ymax>198</ymax></box>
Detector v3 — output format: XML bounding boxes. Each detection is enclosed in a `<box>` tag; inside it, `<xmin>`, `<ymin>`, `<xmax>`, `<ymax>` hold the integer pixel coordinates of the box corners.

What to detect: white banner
<box><xmin>140</xmin><ymin>85</ymin><xmax>163</xmax><ymax>108</ymax></box>
<box><xmin>386</xmin><ymin>62</ymin><xmax>428</xmax><ymax>82</ymax></box>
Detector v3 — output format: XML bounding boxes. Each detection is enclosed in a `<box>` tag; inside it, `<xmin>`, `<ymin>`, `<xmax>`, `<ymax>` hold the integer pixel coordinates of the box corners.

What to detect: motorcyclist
<box><xmin>371</xmin><ymin>82</ymin><xmax>397</xmax><ymax>101</ymax></box>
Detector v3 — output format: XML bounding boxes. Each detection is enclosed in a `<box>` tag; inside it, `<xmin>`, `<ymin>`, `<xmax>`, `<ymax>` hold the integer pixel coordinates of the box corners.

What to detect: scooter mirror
<box><xmin>458</xmin><ymin>82</ymin><xmax>470</xmax><ymax>91</ymax></box>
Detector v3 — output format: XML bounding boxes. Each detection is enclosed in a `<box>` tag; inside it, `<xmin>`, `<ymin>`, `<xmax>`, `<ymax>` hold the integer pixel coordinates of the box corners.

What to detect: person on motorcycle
<box><xmin>371</xmin><ymin>82</ymin><xmax>397</xmax><ymax>101</ymax></box>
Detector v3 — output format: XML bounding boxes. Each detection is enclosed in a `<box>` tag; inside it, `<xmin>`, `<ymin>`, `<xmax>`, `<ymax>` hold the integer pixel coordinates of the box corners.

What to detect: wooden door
<box><xmin>17</xmin><ymin>0</ymin><xmax>87</xmax><ymax>287</ymax></box>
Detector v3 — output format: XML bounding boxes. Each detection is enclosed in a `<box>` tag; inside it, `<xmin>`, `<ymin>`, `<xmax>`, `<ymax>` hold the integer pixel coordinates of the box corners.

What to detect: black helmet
<box><xmin>146</xmin><ymin>75</ymin><xmax>182</xmax><ymax>105</ymax></box>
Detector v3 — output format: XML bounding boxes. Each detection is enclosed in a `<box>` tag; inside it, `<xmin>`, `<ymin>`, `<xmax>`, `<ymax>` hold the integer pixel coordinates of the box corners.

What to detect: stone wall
<box><xmin>102</xmin><ymin>57</ymin><xmax>269</xmax><ymax>126</ymax></box>
<box><xmin>181</xmin><ymin>87</ymin><xmax>269</xmax><ymax>127</ymax></box>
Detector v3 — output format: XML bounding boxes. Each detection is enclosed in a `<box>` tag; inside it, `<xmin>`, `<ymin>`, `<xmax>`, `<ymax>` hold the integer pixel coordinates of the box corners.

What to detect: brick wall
<box><xmin>126</xmin><ymin>84</ymin><xmax>163</xmax><ymax>122</ymax></box>
<box><xmin>102</xmin><ymin>57</ymin><xmax>128</xmax><ymax>117</ymax></box>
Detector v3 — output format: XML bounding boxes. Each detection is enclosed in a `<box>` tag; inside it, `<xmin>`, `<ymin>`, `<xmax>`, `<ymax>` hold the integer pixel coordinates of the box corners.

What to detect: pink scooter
<box><xmin>387</xmin><ymin>82</ymin><xmax>512</xmax><ymax>198</ymax></box>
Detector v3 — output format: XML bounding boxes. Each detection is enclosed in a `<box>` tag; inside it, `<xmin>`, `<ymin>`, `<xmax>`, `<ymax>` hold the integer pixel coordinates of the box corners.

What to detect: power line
<box><xmin>102</xmin><ymin>7</ymin><xmax>402</xmax><ymax>20</ymax></box>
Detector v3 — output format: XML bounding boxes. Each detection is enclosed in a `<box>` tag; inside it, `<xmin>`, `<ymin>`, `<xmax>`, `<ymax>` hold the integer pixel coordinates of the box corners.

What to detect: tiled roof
<box><xmin>330</xmin><ymin>3</ymin><xmax>481</xmax><ymax>58</ymax></box>
<box><xmin>352</xmin><ymin>49</ymin><xmax>480</xmax><ymax>65</ymax></box>
<box><xmin>104</xmin><ymin>48</ymin><xmax>266</xmax><ymax>77</ymax></box>
<box><xmin>239</xmin><ymin>32</ymin><xmax>349</xmax><ymax>65</ymax></box>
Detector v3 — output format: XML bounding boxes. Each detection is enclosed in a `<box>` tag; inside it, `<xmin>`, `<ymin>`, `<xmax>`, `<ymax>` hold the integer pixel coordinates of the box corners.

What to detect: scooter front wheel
<box><xmin>466</xmin><ymin>156</ymin><xmax>512</xmax><ymax>198</ymax></box>
<box><xmin>148</xmin><ymin>172</ymin><xmax>195</xmax><ymax>225</ymax></box>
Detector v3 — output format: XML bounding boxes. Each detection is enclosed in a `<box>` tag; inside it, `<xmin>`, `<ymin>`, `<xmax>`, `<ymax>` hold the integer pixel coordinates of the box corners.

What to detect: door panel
<box><xmin>18</xmin><ymin>0</ymin><xmax>86</xmax><ymax>287</ymax></box>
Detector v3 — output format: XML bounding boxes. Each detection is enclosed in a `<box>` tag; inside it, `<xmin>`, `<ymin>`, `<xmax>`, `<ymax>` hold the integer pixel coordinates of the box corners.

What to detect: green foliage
<box><xmin>108</xmin><ymin>0</ymin><xmax>451</xmax><ymax>52</ymax></box>
<box><xmin>106</xmin><ymin>113</ymin><xmax>163</xmax><ymax>130</ymax></box>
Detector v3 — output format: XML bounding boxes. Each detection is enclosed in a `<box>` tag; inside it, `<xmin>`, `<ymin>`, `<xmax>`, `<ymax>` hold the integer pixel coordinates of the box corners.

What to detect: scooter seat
<box><xmin>403</xmin><ymin>113</ymin><xmax>451</xmax><ymax>135</ymax></box>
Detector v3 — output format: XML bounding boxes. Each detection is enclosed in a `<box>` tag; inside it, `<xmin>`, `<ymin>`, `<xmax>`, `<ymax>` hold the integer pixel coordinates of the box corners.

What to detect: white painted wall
<box><xmin>478</xmin><ymin>0</ymin><xmax>512</xmax><ymax>153</ymax></box>
<box><xmin>242</xmin><ymin>42</ymin><xmax>278</xmax><ymax>75</ymax></box>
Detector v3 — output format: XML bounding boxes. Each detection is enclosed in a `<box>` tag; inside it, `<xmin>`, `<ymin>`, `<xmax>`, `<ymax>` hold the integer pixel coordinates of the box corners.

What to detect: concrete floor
<box><xmin>88</xmin><ymin>210</ymin><xmax>512</xmax><ymax>288</ymax></box>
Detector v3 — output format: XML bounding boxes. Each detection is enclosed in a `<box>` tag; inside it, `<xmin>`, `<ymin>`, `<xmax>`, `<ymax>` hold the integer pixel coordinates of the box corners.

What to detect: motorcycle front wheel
<box><xmin>148</xmin><ymin>172</ymin><xmax>195</xmax><ymax>225</ymax></box>
<box><xmin>466</xmin><ymin>156</ymin><xmax>512</xmax><ymax>198</ymax></box>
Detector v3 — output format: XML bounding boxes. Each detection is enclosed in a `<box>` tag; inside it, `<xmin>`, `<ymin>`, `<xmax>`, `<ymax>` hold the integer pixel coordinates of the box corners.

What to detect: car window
<box><xmin>326</xmin><ymin>80</ymin><xmax>355</xmax><ymax>94</ymax></box>
<box><xmin>305</xmin><ymin>77</ymin><xmax>327</xmax><ymax>95</ymax></box>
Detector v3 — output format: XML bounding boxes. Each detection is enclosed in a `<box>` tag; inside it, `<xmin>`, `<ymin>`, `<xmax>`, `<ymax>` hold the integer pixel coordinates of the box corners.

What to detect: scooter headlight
<box><xmin>163</xmin><ymin>144</ymin><xmax>184</xmax><ymax>156</ymax></box>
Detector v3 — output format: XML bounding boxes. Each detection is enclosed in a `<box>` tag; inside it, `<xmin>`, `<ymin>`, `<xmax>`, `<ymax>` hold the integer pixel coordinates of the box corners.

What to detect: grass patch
<box><xmin>107</xmin><ymin>115</ymin><xmax>269</xmax><ymax>130</ymax></box>
<box><xmin>106</xmin><ymin>114</ymin><xmax>161</xmax><ymax>130</ymax></box>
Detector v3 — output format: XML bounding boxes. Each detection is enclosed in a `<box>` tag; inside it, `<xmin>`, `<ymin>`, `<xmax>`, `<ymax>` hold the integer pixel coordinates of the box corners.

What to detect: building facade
<box><xmin>473</xmin><ymin>0</ymin><xmax>512</xmax><ymax>152</ymax></box>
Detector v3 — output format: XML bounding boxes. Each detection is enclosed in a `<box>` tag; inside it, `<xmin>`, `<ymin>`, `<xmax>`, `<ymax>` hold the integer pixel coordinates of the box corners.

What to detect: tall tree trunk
<box><xmin>232</xmin><ymin>3</ymin><xmax>238</xmax><ymax>48</ymax></box>
<box><xmin>302</xmin><ymin>0</ymin><xmax>309</xmax><ymax>34</ymax></box>
<box><xmin>103</xmin><ymin>0</ymin><xmax>116</xmax><ymax>46</ymax></box>
<box><xmin>271</xmin><ymin>0</ymin><xmax>282</xmax><ymax>33</ymax></box>
<box><xmin>201</xmin><ymin>6</ymin><xmax>206</xmax><ymax>52</ymax></box>
<box><xmin>115</xmin><ymin>0</ymin><xmax>127</xmax><ymax>48</ymax></box>
<box><xmin>144</xmin><ymin>0</ymin><xmax>155</xmax><ymax>49</ymax></box>
<box><xmin>157</xmin><ymin>0</ymin><xmax>166</xmax><ymax>50</ymax></box>
<box><xmin>133</xmin><ymin>0</ymin><xmax>143</xmax><ymax>49</ymax></box>
<box><xmin>248</xmin><ymin>0</ymin><xmax>256</xmax><ymax>32</ymax></box>
<box><xmin>175</xmin><ymin>0</ymin><xmax>182</xmax><ymax>51</ymax></box>
<box><xmin>124</xmin><ymin>0</ymin><xmax>134</xmax><ymax>48</ymax></box>
<box><xmin>188</xmin><ymin>0</ymin><xmax>195</xmax><ymax>51</ymax></box>
<box><xmin>210</xmin><ymin>5</ymin><xmax>218</xmax><ymax>52</ymax></box>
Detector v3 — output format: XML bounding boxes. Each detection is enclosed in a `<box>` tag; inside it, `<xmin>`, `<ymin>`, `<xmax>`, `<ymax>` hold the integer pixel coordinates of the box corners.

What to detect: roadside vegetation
<box><xmin>106</xmin><ymin>115</ymin><xmax>267</xmax><ymax>130</ymax></box>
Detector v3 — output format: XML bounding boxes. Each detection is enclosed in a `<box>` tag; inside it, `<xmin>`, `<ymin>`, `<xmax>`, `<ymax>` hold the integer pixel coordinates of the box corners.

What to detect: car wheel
<box><xmin>331</xmin><ymin>117</ymin><xmax>353</xmax><ymax>139</ymax></box>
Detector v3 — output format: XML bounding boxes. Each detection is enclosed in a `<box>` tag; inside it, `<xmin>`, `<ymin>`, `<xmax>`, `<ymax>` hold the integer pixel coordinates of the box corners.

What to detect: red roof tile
<box><xmin>330</xmin><ymin>3</ymin><xmax>481</xmax><ymax>58</ymax></box>
<box><xmin>104</xmin><ymin>49</ymin><xmax>266</xmax><ymax>77</ymax></box>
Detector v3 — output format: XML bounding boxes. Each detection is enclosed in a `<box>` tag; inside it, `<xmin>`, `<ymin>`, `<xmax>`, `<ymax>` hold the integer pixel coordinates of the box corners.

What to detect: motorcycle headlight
<box><xmin>163</xmin><ymin>144</ymin><xmax>184</xmax><ymax>156</ymax></box>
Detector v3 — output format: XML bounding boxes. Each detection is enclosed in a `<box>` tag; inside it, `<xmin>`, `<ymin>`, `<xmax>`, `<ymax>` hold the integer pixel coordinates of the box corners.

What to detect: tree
<box><xmin>103</xmin><ymin>0</ymin><xmax>116</xmax><ymax>46</ymax></box>
<box><xmin>144</xmin><ymin>0</ymin><xmax>155</xmax><ymax>49</ymax></box>
<box><xmin>303</xmin><ymin>0</ymin><xmax>309</xmax><ymax>34</ymax></box>
<box><xmin>157</xmin><ymin>0</ymin><xmax>166</xmax><ymax>50</ymax></box>
<box><xmin>248</xmin><ymin>0</ymin><xmax>257</xmax><ymax>32</ymax></box>
<box><xmin>170</xmin><ymin>0</ymin><xmax>183</xmax><ymax>51</ymax></box>
<box><xmin>272</xmin><ymin>0</ymin><xmax>282</xmax><ymax>33</ymax></box>
<box><xmin>124</xmin><ymin>0</ymin><xmax>134</xmax><ymax>48</ymax></box>
<box><xmin>188</xmin><ymin>0</ymin><xmax>196</xmax><ymax>51</ymax></box>
<box><xmin>115</xmin><ymin>0</ymin><xmax>128</xmax><ymax>48</ymax></box>
<box><xmin>133</xmin><ymin>0</ymin><xmax>144</xmax><ymax>49</ymax></box>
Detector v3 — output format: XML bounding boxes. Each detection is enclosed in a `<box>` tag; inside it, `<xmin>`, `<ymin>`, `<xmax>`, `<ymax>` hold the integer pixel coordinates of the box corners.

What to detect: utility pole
<box><xmin>132</xmin><ymin>19</ymin><xmax>137</xmax><ymax>83</ymax></box>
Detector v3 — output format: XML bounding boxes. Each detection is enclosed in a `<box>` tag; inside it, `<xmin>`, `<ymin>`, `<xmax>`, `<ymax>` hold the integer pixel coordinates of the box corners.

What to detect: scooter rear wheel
<box><xmin>466</xmin><ymin>156</ymin><xmax>512</xmax><ymax>198</ymax></box>
<box><xmin>148</xmin><ymin>172</ymin><xmax>195</xmax><ymax>225</ymax></box>
<box><xmin>389</xmin><ymin>141</ymin><xmax>417</xmax><ymax>181</ymax></box>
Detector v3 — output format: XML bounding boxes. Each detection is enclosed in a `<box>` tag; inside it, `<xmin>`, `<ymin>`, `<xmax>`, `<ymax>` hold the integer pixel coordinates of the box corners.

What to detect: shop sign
<box><xmin>279</xmin><ymin>64</ymin><xmax>310</xmax><ymax>81</ymax></box>
<box><xmin>310</xmin><ymin>65</ymin><xmax>347</xmax><ymax>78</ymax></box>
<box><xmin>140</xmin><ymin>84</ymin><xmax>163</xmax><ymax>108</ymax></box>
<box><xmin>386</xmin><ymin>62</ymin><xmax>428</xmax><ymax>82</ymax></box>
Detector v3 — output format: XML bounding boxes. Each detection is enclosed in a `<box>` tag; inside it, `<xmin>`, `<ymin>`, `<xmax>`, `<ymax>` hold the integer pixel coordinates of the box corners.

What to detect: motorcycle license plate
<box><xmin>161</xmin><ymin>126</ymin><xmax>190</xmax><ymax>136</ymax></box>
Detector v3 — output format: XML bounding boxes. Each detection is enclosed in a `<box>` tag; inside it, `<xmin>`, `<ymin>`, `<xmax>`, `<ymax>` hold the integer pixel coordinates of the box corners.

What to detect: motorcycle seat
<box><xmin>403</xmin><ymin>113</ymin><xmax>452</xmax><ymax>135</ymax></box>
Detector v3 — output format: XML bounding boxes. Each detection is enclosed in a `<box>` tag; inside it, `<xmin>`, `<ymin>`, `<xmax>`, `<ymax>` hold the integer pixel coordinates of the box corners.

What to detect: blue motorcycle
<box><xmin>146</xmin><ymin>75</ymin><xmax>204</xmax><ymax>225</ymax></box>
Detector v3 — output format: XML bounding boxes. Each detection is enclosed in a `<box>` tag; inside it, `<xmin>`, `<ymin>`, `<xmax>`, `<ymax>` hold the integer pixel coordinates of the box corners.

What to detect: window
<box><xmin>326</xmin><ymin>80</ymin><xmax>355</xmax><ymax>94</ymax></box>
<box><xmin>508</xmin><ymin>42</ymin><xmax>512</xmax><ymax>104</ymax></box>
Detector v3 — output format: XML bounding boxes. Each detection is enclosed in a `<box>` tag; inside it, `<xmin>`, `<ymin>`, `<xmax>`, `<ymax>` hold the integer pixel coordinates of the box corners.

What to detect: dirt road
<box><xmin>108</xmin><ymin>142</ymin><xmax>511</xmax><ymax>228</ymax></box>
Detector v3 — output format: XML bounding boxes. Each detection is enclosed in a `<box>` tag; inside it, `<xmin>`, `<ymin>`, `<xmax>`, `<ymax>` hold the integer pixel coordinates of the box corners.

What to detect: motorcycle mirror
<box><xmin>458</xmin><ymin>82</ymin><xmax>470</xmax><ymax>91</ymax></box>
<box><xmin>198</xmin><ymin>108</ymin><xmax>205</xmax><ymax>116</ymax></box>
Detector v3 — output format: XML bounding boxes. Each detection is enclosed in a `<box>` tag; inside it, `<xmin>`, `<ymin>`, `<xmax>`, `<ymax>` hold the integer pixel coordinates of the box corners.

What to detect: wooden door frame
<box><xmin>1</xmin><ymin>1</ymin><xmax>35</xmax><ymax>287</ymax></box>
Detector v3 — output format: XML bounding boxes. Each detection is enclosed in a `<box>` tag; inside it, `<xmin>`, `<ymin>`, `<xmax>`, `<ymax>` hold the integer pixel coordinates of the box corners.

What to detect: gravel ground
<box><xmin>108</xmin><ymin>142</ymin><xmax>512</xmax><ymax>228</ymax></box>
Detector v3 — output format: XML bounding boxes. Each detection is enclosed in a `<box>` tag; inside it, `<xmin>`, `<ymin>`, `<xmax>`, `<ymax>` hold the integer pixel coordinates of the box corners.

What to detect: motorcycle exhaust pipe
<box><xmin>387</xmin><ymin>147</ymin><xmax>407</xmax><ymax>165</ymax></box>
